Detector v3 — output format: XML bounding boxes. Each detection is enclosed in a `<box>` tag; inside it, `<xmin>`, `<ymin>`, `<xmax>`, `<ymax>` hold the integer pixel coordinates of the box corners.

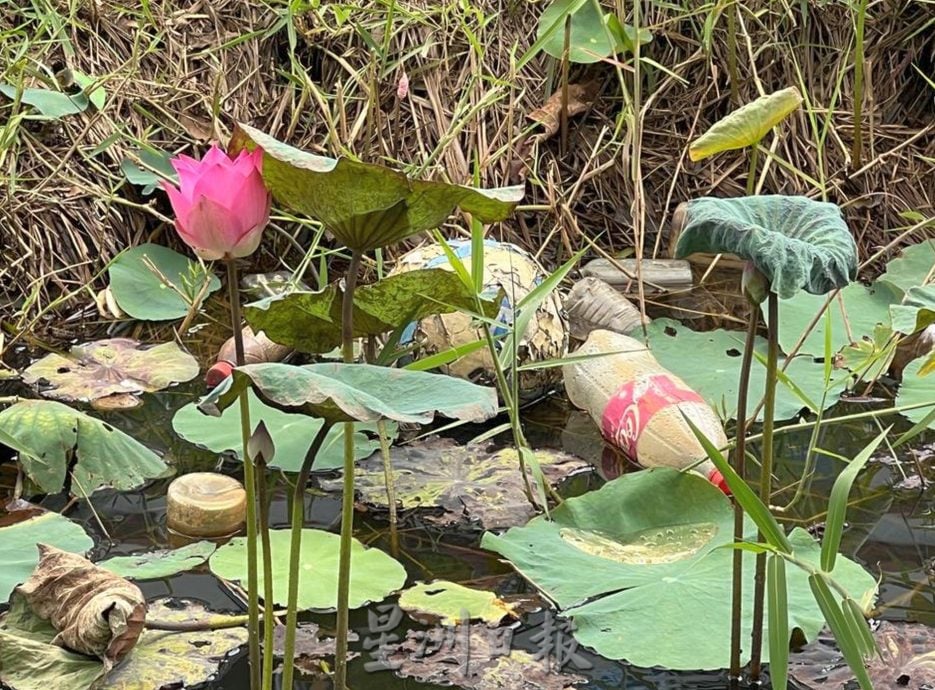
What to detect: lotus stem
<box><xmin>335</xmin><ymin>248</ymin><xmax>364</xmax><ymax>690</ymax></box>
<box><xmin>749</xmin><ymin>291</ymin><xmax>779</xmax><ymax>679</ymax></box>
<box><xmin>378</xmin><ymin>419</ymin><xmax>400</xmax><ymax>558</ymax></box>
<box><xmin>746</xmin><ymin>144</ymin><xmax>760</xmax><ymax>196</ymax></box>
<box><xmin>255</xmin><ymin>453</ymin><xmax>275</xmax><ymax>690</ymax></box>
<box><xmin>729</xmin><ymin>308</ymin><xmax>760</xmax><ymax>686</ymax></box>
<box><xmin>851</xmin><ymin>0</ymin><xmax>868</xmax><ymax>166</ymax></box>
<box><xmin>226</xmin><ymin>258</ymin><xmax>261</xmax><ymax>690</ymax></box>
<box><xmin>281</xmin><ymin>422</ymin><xmax>332</xmax><ymax>689</ymax></box>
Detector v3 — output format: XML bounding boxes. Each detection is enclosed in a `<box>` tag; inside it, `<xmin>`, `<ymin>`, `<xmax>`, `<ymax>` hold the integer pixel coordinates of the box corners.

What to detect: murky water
<box><xmin>2</xmin><ymin>377</ymin><xmax>933</xmax><ymax>689</ymax></box>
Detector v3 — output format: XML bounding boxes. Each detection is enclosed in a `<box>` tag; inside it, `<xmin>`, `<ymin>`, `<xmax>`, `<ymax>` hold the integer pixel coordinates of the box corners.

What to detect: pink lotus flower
<box><xmin>162</xmin><ymin>144</ymin><xmax>271</xmax><ymax>261</ymax></box>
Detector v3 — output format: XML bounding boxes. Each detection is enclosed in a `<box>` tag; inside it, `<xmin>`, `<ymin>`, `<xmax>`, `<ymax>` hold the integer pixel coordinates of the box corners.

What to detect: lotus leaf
<box><xmin>108</xmin><ymin>243</ymin><xmax>220</xmax><ymax>320</ymax></box>
<box><xmin>326</xmin><ymin>438</ymin><xmax>589</xmax><ymax>528</ymax></box>
<box><xmin>481</xmin><ymin>469</ymin><xmax>877</xmax><ymax>670</ymax></box>
<box><xmin>271</xmin><ymin>623</ymin><xmax>357</xmax><ymax>673</ymax></box>
<box><xmin>398</xmin><ymin>580</ymin><xmax>517</xmax><ymax>626</ymax></box>
<box><xmin>769</xmin><ymin>282</ymin><xmax>896</xmax><ymax>357</ymax></box>
<box><xmin>674</xmin><ymin>196</ymin><xmax>857</xmax><ymax>299</ymax></box>
<box><xmin>646</xmin><ymin>318</ymin><xmax>846</xmax><ymax>420</ymax></box>
<box><xmin>0</xmin><ymin>511</ymin><xmax>93</xmax><ymax>604</ymax></box>
<box><xmin>230</xmin><ymin>123</ymin><xmax>523</xmax><ymax>251</ymax></box>
<box><xmin>0</xmin><ymin>84</ymin><xmax>89</xmax><ymax>118</ymax></box>
<box><xmin>891</xmin><ymin>286</ymin><xmax>935</xmax><ymax>335</ymax></box>
<box><xmin>689</xmin><ymin>87</ymin><xmax>802</xmax><ymax>161</ymax></box>
<box><xmin>173</xmin><ymin>390</ymin><xmax>380</xmax><ymax>471</ymax></box>
<box><xmin>839</xmin><ymin>324</ymin><xmax>897</xmax><ymax>383</ymax></box>
<box><xmin>199</xmin><ymin>362</ymin><xmax>498</xmax><ymax>426</ymax></box>
<box><xmin>896</xmin><ymin>358</ymin><xmax>935</xmax><ymax>430</ymax></box>
<box><xmin>381</xmin><ymin>623</ymin><xmax>587</xmax><ymax>689</ymax></box>
<box><xmin>0</xmin><ymin>400</ymin><xmax>168</xmax><ymax>494</ymax></box>
<box><xmin>879</xmin><ymin>239</ymin><xmax>935</xmax><ymax>294</ymax></box>
<box><xmin>0</xmin><ymin>598</ymin><xmax>248</xmax><ymax>690</ymax></box>
<box><xmin>244</xmin><ymin>268</ymin><xmax>497</xmax><ymax>354</ymax></box>
<box><xmin>790</xmin><ymin>622</ymin><xmax>935</xmax><ymax>689</ymax></box>
<box><xmin>209</xmin><ymin>528</ymin><xmax>406</xmax><ymax>610</ymax></box>
<box><xmin>97</xmin><ymin>541</ymin><xmax>216</xmax><ymax>580</ymax></box>
<box><xmin>22</xmin><ymin>339</ymin><xmax>198</xmax><ymax>403</ymax></box>
<box><xmin>537</xmin><ymin>0</ymin><xmax>612</xmax><ymax>63</ymax></box>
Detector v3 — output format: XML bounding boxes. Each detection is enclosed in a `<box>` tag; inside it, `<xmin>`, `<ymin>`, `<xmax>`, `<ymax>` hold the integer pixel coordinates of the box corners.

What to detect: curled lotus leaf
<box><xmin>689</xmin><ymin>87</ymin><xmax>803</xmax><ymax>161</ymax></box>
<box><xmin>674</xmin><ymin>195</ymin><xmax>857</xmax><ymax>299</ymax></box>
<box><xmin>481</xmin><ymin>468</ymin><xmax>877</xmax><ymax>670</ymax></box>
<box><xmin>0</xmin><ymin>400</ymin><xmax>168</xmax><ymax>494</ymax></box>
<box><xmin>22</xmin><ymin>339</ymin><xmax>198</xmax><ymax>403</ymax></box>
<box><xmin>199</xmin><ymin>362</ymin><xmax>498</xmax><ymax>426</ymax></box>
<box><xmin>230</xmin><ymin>123</ymin><xmax>523</xmax><ymax>251</ymax></box>
<box><xmin>896</xmin><ymin>358</ymin><xmax>935</xmax><ymax>430</ymax></box>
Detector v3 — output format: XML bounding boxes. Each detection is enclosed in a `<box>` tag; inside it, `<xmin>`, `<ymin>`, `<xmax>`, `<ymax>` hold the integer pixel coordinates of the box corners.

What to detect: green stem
<box><xmin>730</xmin><ymin>309</ymin><xmax>759</xmax><ymax>685</ymax></box>
<box><xmin>335</xmin><ymin>248</ymin><xmax>363</xmax><ymax>690</ymax></box>
<box><xmin>749</xmin><ymin>291</ymin><xmax>779</xmax><ymax>679</ymax></box>
<box><xmin>746</xmin><ymin>144</ymin><xmax>760</xmax><ymax>196</ymax></box>
<box><xmin>281</xmin><ymin>422</ymin><xmax>333</xmax><ymax>689</ymax></box>
<box><xmin>256</xmin><ymin>455</ymin><xmax>274</xmax><ymax>690</ymax></box>
<box><xmin>378</xmin><ymin>419</ymin><xmax>399</xmax><ymax>558</ymax></box>
<box><xmin>851</xmin><ymin>0</ymin><xmax>868</xmax><ymax>166</ymax></box>
<box><xmin>226</xmin><ymin>258</ymin><xmax>260</xmax><ymax>690</ymax></box>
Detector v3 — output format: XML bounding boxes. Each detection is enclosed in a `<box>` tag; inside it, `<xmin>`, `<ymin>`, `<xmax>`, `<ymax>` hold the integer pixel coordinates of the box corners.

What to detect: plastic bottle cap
<box><xmin>205</xmin><ymin>361</ymin><xmax>234</xmax><ymax>387</ymax></box>
<box><xmin>166</xmin><ymin>472</ymin><xmax>246</xmax><ymax>538</ymax></box>
<box><xmin>708</xmin><ymin>468</ymin><xmax>731</xmax><ymax>495</ymax></box>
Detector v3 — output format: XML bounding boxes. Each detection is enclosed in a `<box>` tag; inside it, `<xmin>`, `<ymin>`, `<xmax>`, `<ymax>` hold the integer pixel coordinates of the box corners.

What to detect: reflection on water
<box><xmin>3</xmin><ymin>380</ymin><xmax>933</xmax><ymax>689</ymax></box>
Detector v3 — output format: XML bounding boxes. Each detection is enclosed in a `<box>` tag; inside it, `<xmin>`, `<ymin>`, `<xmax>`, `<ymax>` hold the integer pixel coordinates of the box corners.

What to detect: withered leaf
<box><xmin>528</xmin><ymin>82</ymin><xmax>599</xmax><ymax>140</ymax></box>
<box><xmin>15</xmin><ymin>544</ymin><xmax>146</xmax><ymax>668</ymax></box>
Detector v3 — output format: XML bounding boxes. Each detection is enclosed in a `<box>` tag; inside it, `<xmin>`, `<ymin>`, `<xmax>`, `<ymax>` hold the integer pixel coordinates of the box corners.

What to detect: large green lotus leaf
<box><xmin>878</xmin><ymin>239</ymin><xmax>935</xmax><ymax>294</ymax></box>
<box><xmin>244</xmin><ymin>268</ymin><xmax>498</xmax><ymax>354</ymax></box>
<box><xmin>538</xmin><ymin>0</ymin><xmax>612</xmax><ymax>63</ymax></box>
<box><xmin>172</xmin><ymin>390</ymin><xmax>379</xmax><ymax>471</ymax></box>
<box><xmin>481</xmin><ymin>469</ymin><xmax>877</xmax><ymax>670</ymax></box>
<box><xmin>890</xmin><ymin>285</ymin><xmax>935</xmax><ymax>335</ymax></box>
<box><xmin>0</xmin><ymin>400</ymin><xmax>168</xmax><ymax>494</ymax></box>
<box><xmin>231</xmin><ymin>124</ymin><xmax>523</xmax><ymax>251</ymax></box>
<box><xmin>108</xmin><ymin>243</ymin><xmax>220</xmax><ymax>321</ymax></box>
<box><xmin>0</xmin><ymin>84</ymin><xmax>89</xmax><ymax>118</ymax></box>
<box><xmin>689</xmin><ymin>87</ymin><xmax>803</xmax><ymax>161</ymax></box>
<box><xmin>398</xmin><ymin>580</ymin><xmax>517</xmax><ymax>626</ymax></box>
<box><xmin>209</xmin><ymin>528</ymin><xmax>406</xmax><ymax>610</ymax></box>
<box><xmin>0</xmin><ymin>512</ymin><xmax>93</xmax><ymax>604</ymax></box>
<box><xmin>896</xmin><ymin>358</ymin><xmax>935</xmax><ymax>430</ymax></box>
<box><xmin>199</xmin><ymin>362</ymin><xmax>498</xmax><ymax>426</ymax></box>
<box><xmin>326</xmin><ymin>438</ymin><xmax>589</xmax><ymax>529</ymax></box>
<box><xmin>767</xmin><ymin>281</ymin><xmax>897</xmax><ymax>356</ymax></box>
<box><xmin>22</xmin><ymin>339</ymin><xmax>199</xmax><ymax>403</ymax></box>
<box><xmin>96</xmin><ymin>541</ymin><xmax>216</xmax><ymax>580</ymax></box>
<box><xmin>646</xmin><ymin>318</ymin><xmax>846</xmax><ymax>420</ymax></box>
<box><xmin>0</xmin><ymin>597</ymin><xmax>247</xmax><ymax>690</ymax></box>
<box><xmin>674</xmin><ymin>196</ymin><xmax>857</xmax><ymax>299</ymax></box>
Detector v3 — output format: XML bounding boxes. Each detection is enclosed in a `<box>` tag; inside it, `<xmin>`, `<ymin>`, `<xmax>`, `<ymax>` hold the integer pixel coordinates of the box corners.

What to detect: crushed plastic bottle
<box><xmin>563</xmin><ymin>329</ymin><xmax>730</xmax><ymax>493</ymax></box>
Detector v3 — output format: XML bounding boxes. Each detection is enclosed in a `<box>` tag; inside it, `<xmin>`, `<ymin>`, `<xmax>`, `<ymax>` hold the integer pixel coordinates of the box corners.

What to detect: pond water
<box><xmin>2</xmin><ymin>377</ymin><xmax>933</xmax><ymax>690</ymax></box>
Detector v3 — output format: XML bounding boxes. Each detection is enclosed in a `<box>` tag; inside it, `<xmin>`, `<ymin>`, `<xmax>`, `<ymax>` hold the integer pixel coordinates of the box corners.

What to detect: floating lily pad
<box><xmin>200</xmin><ymin>362</ymin><xmax>499</xmax><ymax>426</ymax></box>
<box><xmin>380</xmin><ymin>623</ymin><xmax>587</xmax><ymax>689</ymax></box>
<box><xmin>771</xmin><ymin>282</ymin><xmax>897</xmax><ymax>357</ymax></box>
<box><xmin>689</xmin><ymin>87</ymin><xmax>802</xmax><ymax>161</ymax></box>
<box><xmin>890</xmin><ymin>285</ymin><xmax>935</xmax><ymax>335</ymax></box>
<box><xmin>481</xmin><ymin>469</ymin><xmax>877</xmax><ymax>670</ymax></box>
<box><xmin>879</xmin><ymin>239</ymin><xmax>935</xmax><ymax>294</ymax></box>
<box><xmin>790</xmin><ymin>622</ymin><xmax>935</xmax><ymax>689</ymax></box>
<box><xmin>173</xmin><ymin>390</ymin><xmax>381</xmax><ymax>472</ymax></box>
<box><xmin>896</xmin><ymin>358</ymin><xmax>935</xmax><ymax>430</ymax></box>
<box><xmin>108</xmin><ymin>243</ymin><xmax>220</xmax><ymax>321</ymax></box>
<box><xmin>97</xmin><ymin>542</ymin><xmax>216</xmax><ymax>580</ymax></box>
<box><xmin>244</xmin><ymin>268</ymin><xmax>498</xmax><ymax>354</ymax></box>
<box><xmin>399</xmin><ymin>581</ymin><xmax>517</xmax><ymax>626</ymax></box>
<box><xmin>646</xmin><ymin>318</ymin><xmax>847</xmax><ymax>420</ymax></box>
<box><xmin>209</xmin><ymin>528</ymin><xmax>406</xmax><ymax>610</ymax></box>
<box><xmin>0</xmin><ymin>511</ymin><xmax>93</xmax><ymax>604</ymax></box>
<box><xmin>0</xmin><ymin>598</ymin><xmax>248</xmax><ymax>690</ymax></box>
<box><xmin>324</xmin><ymin>438</ymin><xmax>589</xmax><ymax>529</ymax></box>
<box><xmin>839</xmin><ymin>324</ymin><xmax>897</xmax><ymax>383</ymax></box>
<box><xmin>23</xmin><ymin>339</ymin><xmax>198</xmax><ymax>403</ymax></box>
<box><xmin>0</xmin><ymin>400</ymin><xmax>168</xmax><ymax>494</ymax></box>
<box><xmin>674</xmin><ymin>196</ymin><xmax>857</xmax><ymax>299</ymax></box>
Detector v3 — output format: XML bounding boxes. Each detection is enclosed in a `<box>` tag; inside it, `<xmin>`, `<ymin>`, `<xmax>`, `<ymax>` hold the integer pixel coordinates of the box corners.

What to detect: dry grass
<box><xmin>0</xmin><ymin>0</ymin><xmax>933</xmax><ymax>347</ymax></box>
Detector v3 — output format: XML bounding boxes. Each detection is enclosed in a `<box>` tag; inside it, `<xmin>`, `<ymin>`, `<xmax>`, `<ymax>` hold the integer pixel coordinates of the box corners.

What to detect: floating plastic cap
<box><xmin>205</xmin><ymin>361</ymin><xmax>234</xmax><ymax>388</ymax></box>
<box><xmin>708</xmin><ymin>468</ymin><xmax>731</xmax><ymax>495</ymax></box>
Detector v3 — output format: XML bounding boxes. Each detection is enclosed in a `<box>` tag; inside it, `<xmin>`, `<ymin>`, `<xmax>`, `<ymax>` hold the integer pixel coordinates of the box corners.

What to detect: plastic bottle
<box><xmin>205</xmin><ymin>326</ymin><xmax>292</xmax><ymax>387</ymax></box>
<box><xmin>563</xmin><ymin>329</ymin><xmax>730</xmax><ymax>493</ymax></box>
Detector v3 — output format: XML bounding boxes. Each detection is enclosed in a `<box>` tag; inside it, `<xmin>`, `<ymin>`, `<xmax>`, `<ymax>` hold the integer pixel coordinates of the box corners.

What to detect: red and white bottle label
<box><xmin>600</xmin><ymin>374</ymin><xmax>705</xmax><ymax>460</ymax></box>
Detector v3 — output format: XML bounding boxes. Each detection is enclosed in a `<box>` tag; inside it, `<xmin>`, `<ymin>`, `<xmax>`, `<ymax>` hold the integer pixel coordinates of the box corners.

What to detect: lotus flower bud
<box><xmin>162</xmin><ymin>144</ymin><xmax>271</xmax><ymax>261</ymax></box>
<box><xmin>742</xmin><ymin>261</ymin><xmax>769</xmax><ymax>305</ymax></box>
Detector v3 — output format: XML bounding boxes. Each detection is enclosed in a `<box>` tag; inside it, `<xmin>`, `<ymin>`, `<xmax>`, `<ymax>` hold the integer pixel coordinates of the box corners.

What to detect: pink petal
<box><xmin>192</xmin><ymin>164</ymin><xmax>242</xmax><ymax>211</ymax></box>
<box><xmin>229</xmin><ymin>222</ymin><xmax>265</xmax><ymax>258</ymax></box>
<box><xmin>229</xmin><ymin>169</ymin><xmax>271</xmax><ymax>230</ymax></box>
<box><xmin>161</xmin><ymin>180</ymin><xmax>192</xmax><ymax>222</ymax></box>
<box><xmin>183</xmin><ymin>195</ymin><xmax>245</xmax><ymax>259</ymax></box>
<box><xmin>201</xmin><ymin>144</ymin><xmax>231</xmax><ymax>167</ymax></box>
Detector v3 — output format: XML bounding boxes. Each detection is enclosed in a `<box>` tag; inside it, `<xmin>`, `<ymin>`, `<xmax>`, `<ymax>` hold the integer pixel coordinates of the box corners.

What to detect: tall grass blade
<box><xmin>767</xmin><ymin>554</ymin><xmax>789</xmax><ymax>690</ymax></box>
<box><xmin>808</xmin><ymin>573</ymin><xmax>874</xmax><ymax>690</ymax></box>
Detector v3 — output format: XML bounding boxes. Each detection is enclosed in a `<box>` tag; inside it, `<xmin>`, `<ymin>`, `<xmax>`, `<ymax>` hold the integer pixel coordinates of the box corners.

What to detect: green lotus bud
<box><xmin>742</xmin><ymin>261</ymin><xmax>769</xmax><ymax>305</ymax></box>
